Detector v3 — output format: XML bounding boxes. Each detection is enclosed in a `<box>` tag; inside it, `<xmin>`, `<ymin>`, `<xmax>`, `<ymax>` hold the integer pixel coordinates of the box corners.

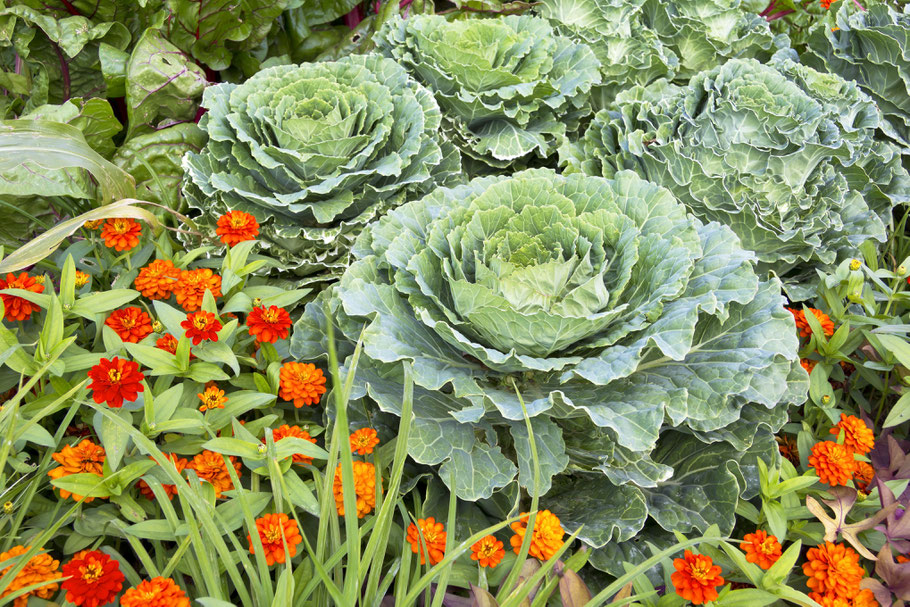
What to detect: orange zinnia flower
<box><xmin>788</xmin><ymin>307</ymin><xmax>835</xmax><ymax>338</ymax></box>
<box><xmin>173</xmin><ymin>268</ymin><xmax>222</xmax><ymax>312</ymax></box>
<box><xmin>350</xmin><ymin>428</ymin><xmax>380</xmax><ymax>455</ymax></box>
<box><xmin>246</xmin><ymin>305</ymin><xmax>292</xmax><ymax>343</ymax></box>
<box><xmin>853</xmin><ymin>461</ymin><xmax>874</xmax><ymax>492</ymax></box>
<box><xmin>120</xmin><ymin>577</ymin><xmax>190</xmax><ymax>607</ymax></box>
<box><xmin>809</xmin><ymin>441</ymin><xmax>857</xmax><ymax>486</ymax></box>
<box><xmin>216</xmin><ymin>210</ymin><xmax>260</xmax><ymax>247</ymax></box>
<box><xmin>279</xmin><ymin>362</ymin><xmax>327</xmax><ymax>407</ymax></box>
<box><xmin>137</xmin><ymin>453</ymin><xmax>188</xmax><ymax>501</ymax></box>
<box><xmin>198</xmin><ymin>383</ymin><xmax>228</xmax><ymax>412</ymax></box>
<box><xmin>810</xmin><ymin>594</ymin><xmax>850</xmax><ymax>607</ymax></box>
<box><xmin>61</xmin><ymin>549</ymin><xmax>125</xmax><ymax>607</ymax></box>
<box><xmin>155</xmin><ymin>333</ymin><xmax>179</xmax><ymax>354</ymax></box>
<box><xmin>100</xmin><ymin>218</ymin><xmax>141</xmax><ymax>252</ymax></box>
<box><xmin>271</xmin><ymin>424</ymin><xmax>317</xmax><ymax>465</ymax></box>
<box><xmin>829</xmin><ymin>414</ymin><xmax>875</xmax><ymax>456</ymax></box>
<box><xmin>853</xmin><ymin>589</ymin><xmax>880</xmax><ymax>607</ymax></box>
<box><xmin>406</xmin><ymin>517</ymin><xmax>447</xmax><ymax>565</ymax></box>
<box><xmin>187</xmin><ymin>450</ymin><xmax>241</xmax><ymax>498</ymax></box>
<box><xmin>0</xmin><ymin>272</ymin><xmax>44</xmax><ymax>321</ymax></box>
<box><xmin>248</xmin><ymin>513</ymin><xmax>302</xmax><ymax>566</ymax></box>
<box><xmin>134</xmin><ymin>259</ymin><xmax>180</xmax><ymax>300</ymax></box>
<box><xmin>802</xmin><ymin>542</ymin><xmax>864</xmax><ymax>600</ymax></box>
<box><xmin>181</xmin><ymin>310</ymin><xmax>222</xmax><ymax>345</ymax></box>
<box><xmin>741</xmin><ymin>530</ymin><xmax>782</xmax><ymax>570</ymax></box>
<box><xmin>801</xmin><ymin>358</ymin><xmax>817</xmax><ymax>374</ymax></box>
<box><xmin>333</xmin><ymin>461</ymin><xmax>377</xmax><ymax>518</ymax></box>
<box><xmin>74</xmin><ymin>271</ymin><xmax>91</xmax><ymax>288</ymax></box>
<box><xmin>671</xmin><ymin>550</ymin><xmax>725</xmax><ymax>605</ymax></box>
<box><xmin>105</xmin><ymin>306</ymin><xmax>153</xmax><ymax>343</ymax></box>
<box><xmin>510</xmin><ymin>510</ymin><xmax>565</xmax><ymax>562</ymax></box>
<box><xmin>47</xmin><ymin>439</ymin><xmax>106</xmax><ymax>502</ymax></box>
<box><xmin>0</xmin><ymin>545</ymin><xmax>60</xmax><ymax>607</ymax></box>
<box><xmin>87</xmin><ymin>357</ymin><xmax>145</xmax><ymax>408</ymax></box>
<box><xmin>471</xmin><ymin>535</ymin><xmax>505</xmax><ymax>568</ymax></box>
<box><xmin>897</xmin><ymin>554</ymin><xmax>910</xmax><ymax>563</ymax></box>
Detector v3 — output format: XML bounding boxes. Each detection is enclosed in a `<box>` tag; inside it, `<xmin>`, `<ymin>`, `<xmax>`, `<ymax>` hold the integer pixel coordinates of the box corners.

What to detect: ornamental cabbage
<box><xmin>804</xmin><ymin>2</ymin><xmax>910</xmax><ymax>150</ymax></box>
<box><xmin>536</xmin><ymin>0</ymin><xmax>782</xmax><ymax>108</ymax></box>
<box><xmin>291</xmin><ymin>168</ymin><xmax>806</xmax><ymax>573</ymax></box>
<box><xmin>374</xmin><ymin>14</ymin><xmax>601</xmax><ymax>171</ymax></box>
<box><xmin>181</xmin><ymin>54</ymin><xmax>460</xmax><ymax>280</ymax></box>
<box><xmin>562</xmin><ymin>51</ymin><xmax>910</xmax><ymax>299</ymax></box>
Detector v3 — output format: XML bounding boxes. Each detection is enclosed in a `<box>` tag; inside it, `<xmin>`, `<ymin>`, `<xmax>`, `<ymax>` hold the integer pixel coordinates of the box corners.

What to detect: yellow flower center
<box><xmin>107</xmin><ymin>369</ymin><xmax>121</xmax><ymax>382</ymax></box>
<box><xmin>760</xmin><ymin>538</ymin><xmax>777</xmax><ymax>555</ymax></box>
<box><xmin>193</xmin><ymin>316</ymin><xmax>209</xmax><ymax>330</ymax></box>
<box><xmin>81</xmin><ymin>561</ymin><xmax>103</xmax><ymax>583</ymax></box>
<box><xmin>478</xmin><ymin>542</ymin><xmax>497</xmax><ymax>558</ymax></box>
<box><xmin>265</xmin><ymin>526</ymin><xmax>282</xmax><ymax>543</ymax></box>
<box><xmin>230</xmin><ymin>215</ymin><xmax>248</xmax><ymax>229</ymax></box>
<box><xmin>120</xmin><ymin>316</ymin><xmax>135</xmax><ymax>328</ymax></box>
<box><xmin>112</xmin><ymin>219</ymin><xmax>130</xmax><ymax>233</ymax></box>
<box><xmin>262</xmin><ymin>309</ymin><xmax>280</xmax><ymax>323</ymax></box>
<box><xmin>689</xmin><ymin>561</ymin><xmax>711</xmax><ymax>583</ymax></box>
<box><xmin>422</xmin><ymin>529</ymin><xmax>440</xmax><ymax>544</ymax></box>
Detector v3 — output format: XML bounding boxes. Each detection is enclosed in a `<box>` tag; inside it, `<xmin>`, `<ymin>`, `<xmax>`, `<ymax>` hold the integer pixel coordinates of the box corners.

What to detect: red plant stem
<box><xmin>51</xmin><ymin>42</ymin><xmax>71</xmax><ymax>101</ymax></box>
<box><xmin>59</xmin><ymin>0</ymin><xmax>81</xmax><ymax>16</ymax></box>
<box><xmin>767</xmin><ymin>8</ymin><xmax>795</xmax><ymax>19</ymax></box>
<box><xmin>852</xmin><ymin>0</ymin><xmax>866</xmax><ymax>10</ymax></box>
<box><xmin>759</xmin><ymin>0</ymin><xmax>776</xmax><ymax>16</ymax></box>
<box><xmin>344</xmin><ymin>5</ymin><xmax>364</xmax><ymax>29</ymax></box>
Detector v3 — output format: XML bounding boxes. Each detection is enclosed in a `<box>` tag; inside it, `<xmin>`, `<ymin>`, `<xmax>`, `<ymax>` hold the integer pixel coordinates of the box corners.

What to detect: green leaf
<box><xmin>761</xmin><ymin>540</ymin><xmax>801</xmax><ymax>589</ymax></box>
<box><xmin>70</xmin><ymin>289</ymin><xmax>141</xmax><ymax>319</ymax></box>
<box><xmin>202</xmin><ymin>437</ymin><xmax>263</xmax><ymax>460</ymax></box>
<box><xmin>96</xmin><ymin>408</ymin><xmax>132</xmax><ymax>471</ymax></box>
<box><xmin>193</xmin><ymin>340</ymin><xmax>240</xmax><ymax>376</ymax></box>
<box><xmin>884</xmin><ymin>390</ymin><xmax>910</xmax><ymax>428</ymax></box>
<box><xmin>50</xmin><ymin>472</ymin><xmax>110</xmax><ymax>498</ymax></box>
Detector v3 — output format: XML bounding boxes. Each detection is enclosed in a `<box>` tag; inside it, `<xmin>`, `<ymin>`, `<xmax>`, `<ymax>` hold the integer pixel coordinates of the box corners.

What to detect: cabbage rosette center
<box><xmin>291</xmin><ymin>169</ymin><xmax>806</xmax><ymax>570</ymax></box>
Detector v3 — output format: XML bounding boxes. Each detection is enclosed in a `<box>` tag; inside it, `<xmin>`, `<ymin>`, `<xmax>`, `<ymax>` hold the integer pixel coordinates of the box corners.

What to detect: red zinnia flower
<box><xmin>672</xmin><ymin>550</ymin><xmax>726</xmax><ymax>605</ymax></box>
<box><xmin>61</xmin><ymin>550</ymin><xmax>125</xmax><ymax>607</ymax></box>
<box><xmin>87</xmin><ymin>357</ymin><xmax>145</xmax><ymax>408</ymax></box>
<box><xmin>246</xmin><ymin>305</ymin><xmax>292</xmax><ymax>343</ymax></box>
<box><xmin>105</xmin><ymin>306</ymin><xmax>153</xmax><ymax>343</ymax></box>
<box><xmin>100</xmin><ymin>218</ymin><xmax>141</xmax><ymax>252</ymax></box>
<box><xmin>181</xmin><ymin>310</ymin><xmax>222</xmax><ymax>345</ymax></box>
<box><xmin>216</xmin><ymin>210</ymin><xmax>260</xmax><ymax>247</ymax></box>
<box><xmin>0</xmin><ymin>272</ymin><xmax>44</xmax><ymax>321</ymax></box>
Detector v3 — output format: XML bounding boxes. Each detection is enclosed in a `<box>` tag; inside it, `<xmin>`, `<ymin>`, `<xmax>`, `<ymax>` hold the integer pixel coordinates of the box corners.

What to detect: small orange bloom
<box><xmin>47</xmin><ymin>439</ymin><xmax>106</xmax><ymax>502</ymax></box>
<box><xmin>198</xmin><ymin>383</ymin><xmax>228</xmax><ymax>412</ymax></box>
<box><xmin>74</xmin><ymin>271</ymin><xmax>91</xmax><ymax>288</ymax></box>
<box><xmin>155</xmin><ymin>333</ymin><xmax>179</xmax><ymax>354</ymax></box>
<box><xmin>271</xmin><ymin>424</ymin><xmax>318</xmax><ymax>465</ymax></box>
<box><xmin>811</xmin><ymin>594</ymin><xmax>850</xmax><ymax>607</ymax></box>
<box><xmin>181</xmin><ymin>310</ymin><xmax>222</xmax><ymax>345</ymax></box>
<box><xmin>137</xmin><ymin>453</ymin><xmax>188</xmax><ymax>501</ymax></box>
<box><xmin>801</xmin><ymin>358</ymin><xmax>817</xmax><ymax>374</ymax></box>
<box><xmin>810</xmin><ymin>441</ymin><xmax>857</xmax><ymax>486</ymax></box>
<box><xmin>0</xmin><ymin>272</ymin><xmax>44</xmax><ymax>321</ymax></box>
<box><xmin>406</xmin><ymin>517</ymin><xmax>447</xmax><ymax>565</ymax></box>
<box><xmin>830</xmin><ymin>414</ymin><xmax>875</xmax><ymax>456</ymax></box>
<box><xmin>898</xmin><ymin>554</ymin><xmax>910</xmax><ymax>563</ymax></box>
<box><xmin>134</xmin><ymin>259</ymin><xmax>180</xmax><ymax>300</ymax></box>
<box><xmin>216</xmin><ymin>210</ymin><xmax>260</xmax><ymax>247</ymax></box>
<box><xmin>120</xmin><ymin>577</ymin><xmax>190</xmax><ymax>607</ymax></box>
<box><xmin>61</xmin><ymin>549</ymin><xmax>125</xmax><ymax>607</ymax></box>
<box><xmin>671</xmin><ymin>550</ymin><xmax>725</xmax><ymax>605</ymax></box>
<box><xmin>510</xmin><ymin>510</ymin><xmax>565</xmax><ymax>562</ymax></box>
<box><xmin>105</xmin><ymin>306</ymin><xmax>153</xmax><ymax>343</ymax></box>
<box><xmin>853</xmin><ymin>588</ymin><xmax>880</xmax><ymax>607</ymax></box>
<box><xmin>853</xmin><ymin>461</ymin><xmax>874</xmax><ymax>492</ymax></box>
<box><xmin>100</xmin><ymin>218</ymin><xmax>141</xmax><ymax>252</ymax></box>
<box><xmin>788</xmin><ymin>307</ymin><xmax>835</xmax><ymax>338</ymax></box>
<box><xmin>246</xmin><ymin>305</ymin><xmax>292</xmax><ymax>343</ymax></box>
<box><xmin>471</xmin><ymin>535</ymin><xmax>505</xmax><ymax>568</ymax></box>
<box><xmin>0</xmin><ymin>545</ymin><xmax>60</xmax><ymax>607</ymax></box>
<box><xmin>741</xmin><ymin>530</ymin><xmax>782</xmax><ymax>570</ymax></box>
<box><xmin>173</xmin><ymin>268</ymin><xmax>222</xmax><ymax>312</ymax></box>
<box><xmin>83</xmin><ymin>219</ymin><xmax>104</xmax><ymax>229</ymax></box>
<box><xmin>333</xmin><ymin>461</ymin><xmax>377</xmax><ymax>518</ymax></box>
<box><xmin>350</xmin><ymin>428</ymin><xmax>380</xmax><ymax>455</ymax></box>
<box><xmin>187</xmin><ymin>450</ymin><xmax>241</xmax><ymax>498</ymax></box>
<box><xmin>248</xmin><ymin>513</ymin><xmax>302</xmax><ymax>566</ymax></box>
<box><xmin>87</xmin><ymin>357</ymin><xmax>145</xmax><ymax>408</ymax></box>
<box><xmin>821</xmin><ymin>0</ymin><xmax>832</xmax><ymax>8</ymax></box>
<box><xmin>802</xmin><ymin>542</ymin><xmax>864</xmax><ymax>600</ymax></box>
<box><xmin>279</xmin><ymin>362</ymin><xmax>327</xmax><ymax>407</ymax></box>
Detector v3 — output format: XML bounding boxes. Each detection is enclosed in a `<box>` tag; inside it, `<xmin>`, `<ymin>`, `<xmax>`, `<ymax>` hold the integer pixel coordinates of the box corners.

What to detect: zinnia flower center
<box><xmin>265</xmin><ymin>527</ymin><xmax>281</xmax><ymax>543</ymax></box>
<box><xmin>423</xmin><ymin>529</ymin><xmax>440</xmax><ymax>544</ymax></box>
<box><xmin>230</xmin><ymin>216</ymin><xmax>248</xmax><ymax>229</ymax></box>
<box><xmin>262</xmin><ymin>309</ymin><xmax>280</xmax><ymax>323</ymax></box>
<box><xmin>81</xmin><ymin>561</ymin><xmax>103</xmax><ymax>583</ymax></box>
<box><xmin>120</xmin><ymin>317</ymin><xmax>135</xmax><ymax>328</ymax></box>
<box><xmin>479</xmin><ymin>543</ymin><xmax>497</xmax><ymax>557</ymax></box>
<box><xmin>112</xmin><ymin>219</ymin><xmax>130</xmax><ymax>233</ymax></box>
<box><xmin>193</xmin><ymin>316</ymin><xmax>209</xmax><ymax>329</ymax></box>
<box><xmin>107</xmin><ymin>369</ymin><xmax>121</xmax><ymax>382</ymax></box>
<box><xmin>689</xmin><ymin>561</ymin><xmax>711</xmax><ymax>582</ymax></box>
<box><xmin>760</xmin><ymin>538</ymin><xmax>777</xmax><ymax>555</ymax></box>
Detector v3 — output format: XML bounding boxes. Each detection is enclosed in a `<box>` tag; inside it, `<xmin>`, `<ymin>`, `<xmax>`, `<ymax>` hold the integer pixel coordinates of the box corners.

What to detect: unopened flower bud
<box><xmin>258</xmin><ymin>443</ymin><xmax>267</xmax><ymax>455</ymax></box>
<box><xmin>821</xmin><ymin>394</ymin><xmax>831</xmax><ymax>405</ymax></box>
<box><xmin>899</xmin><ymin>265</ymin><xmax>907</xmax><ymax>275</ymax></box>
<box><xmin>152</xmin><ymin>320</ymin><xmax>164</xmax><ymax>333</ymax></box>
<box><xmin>33</xmin><ymin>275</ymin><xmax>45</xmax><ymax>285</ymax></box>
<box><xmin>3</xmin><ymin>501</ymin><xmax>12</xmax><ymax>514</ymax></box>
<box><xmin>849</xmin><ymin>259</ymin><xmax>861</xmax><ymax>271</ymax></box>
<box><xmin>252</xmin><ymin>298</ymin><xmax>263</xmax><ymax>307</ymax></box>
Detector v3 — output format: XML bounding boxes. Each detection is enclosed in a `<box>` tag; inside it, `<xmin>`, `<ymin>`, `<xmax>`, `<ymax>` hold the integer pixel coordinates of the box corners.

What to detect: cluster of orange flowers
<box><xmin>803</xmin><ymin>542</ymin><xmax>877</xmax><ymax>606</ymax></box>
<box><xmin>331</xmin><ymin>429</ymin><xmax>383</xmax><ymax>518</ymax></box>
<box><xmin>809</xmin><ymin>414</ymin><xmax>875</xmax><ymax>488</ymax></box>
<box><xmin>0</xmin><ymin>272</ymin><xmax>45</xmax><ymax>322</ymax></box>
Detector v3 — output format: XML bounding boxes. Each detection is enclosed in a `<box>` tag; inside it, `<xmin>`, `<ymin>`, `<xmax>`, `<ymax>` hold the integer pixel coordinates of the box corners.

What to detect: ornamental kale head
<box><xmin>562</xmin><ymin>51</ymin><xmax>910</xmax><ymax>300</ymax></box>
<box><xmin>536</xmin><ymin>0</ymin><xmax>783</xmax><ymax>108</ymax></box>
<box><xmin>290</xmin><ymin>168</ymin><xmax>807</xmax><ymax>573</ymax></box>
<box><xmin>180</xmin><ymin>54</ymin><xmax>460</xmax><ymax>281</ymax></box>
<box><xmin>374</xmin><ymin>14</ymin><xmax>601</xmax><ymax>172</ymax></box>
<box><xmin>805</xmin><ymin>2</ymin><xmax>910</xmax><ymax>153</ymax></box>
